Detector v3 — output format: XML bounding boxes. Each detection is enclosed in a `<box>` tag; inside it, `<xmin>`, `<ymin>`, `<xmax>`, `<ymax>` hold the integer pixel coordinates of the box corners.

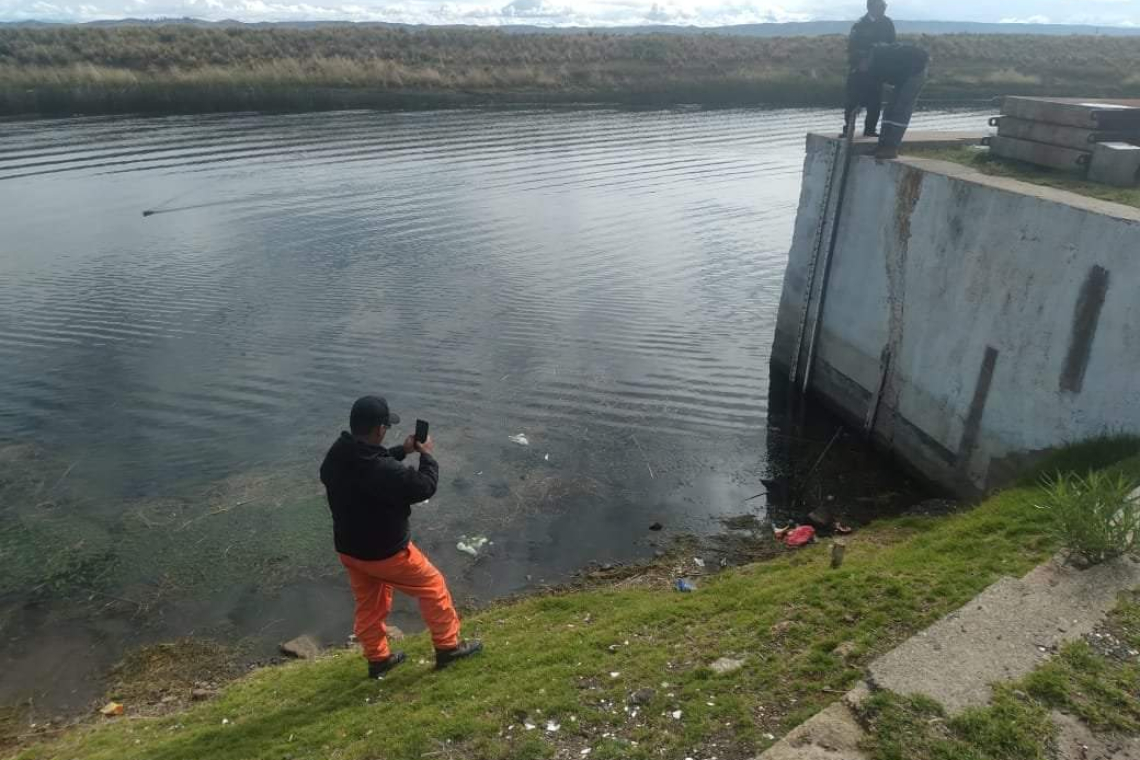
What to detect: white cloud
<box><xmin>999</xmin><ymin>14</ymin><xmax>1050</xmax><ymax>24</ymax></box>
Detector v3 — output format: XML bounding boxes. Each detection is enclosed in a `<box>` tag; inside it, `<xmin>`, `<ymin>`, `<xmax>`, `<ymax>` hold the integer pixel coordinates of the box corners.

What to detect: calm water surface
<box><xmin>0</xmin><ymin>106</ymin><xmax>988</xmax><ymax>710</ymax></box>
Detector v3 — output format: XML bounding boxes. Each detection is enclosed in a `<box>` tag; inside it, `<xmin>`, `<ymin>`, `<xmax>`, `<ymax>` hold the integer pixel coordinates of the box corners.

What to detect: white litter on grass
<box><xmin>671</xmin><ymin>710</ymin><xmax>683</xmax><ymax>720</ymax></box>
<box><xmin>609</xmin><ymin>671</ymin><xmax>621</xmax><ymax>678</ymax></box>
<box><xmin>524</xmin><ymin>722</ymin><xmax>537</xmax><ymax>731</ymax></box>
<box><xmin>509</xmin><ymin>434</ymin><xmax>529</xmax><ymax>446</ymax></box>
<box><xmin>580</xmin><ymin>750</ymin><xmax>591</xmax><ymax>756</ymax></box>
<box><xmin>456</xmin><ymin>535</ymin><xmax>491</xmax><ymax>557</ymax></box>
<box><xmin>221</xmin><ymin>719</ymin><xmax>230</xmax><ymax>726</ymax></box>
<box><xmin>693</xmin><ymin>557</ymin><xmax>705</xmax><ymax>568</ymax></box>
<box><xmin>545</xmin><ymin>720</ymin><xmax>561</xmax><ymax>733</ymax></box>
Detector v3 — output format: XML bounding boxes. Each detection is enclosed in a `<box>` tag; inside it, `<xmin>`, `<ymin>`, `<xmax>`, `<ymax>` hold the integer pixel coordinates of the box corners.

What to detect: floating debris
<box><xmin>456</xmin><ymin>535</ymin><xmax>491</xmax><ymax>557</ymax></box>
<box><xmin>508</xmin><ymin>434</ymin><xmax>529</xmax><ymax>446</ymax></box>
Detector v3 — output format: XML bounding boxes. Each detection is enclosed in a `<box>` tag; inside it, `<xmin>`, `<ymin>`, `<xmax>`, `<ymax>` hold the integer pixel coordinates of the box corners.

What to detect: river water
<box><xmin>0</xmin><ymin>106</ymin><xmax>988</xmax><ymax>711</ymax></box>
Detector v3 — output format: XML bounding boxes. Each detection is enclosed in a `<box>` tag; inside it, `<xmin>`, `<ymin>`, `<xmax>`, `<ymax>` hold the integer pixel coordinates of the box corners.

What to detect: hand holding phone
<box><xmin>415</xmin><ymin>419</ymin><xmax>429</xmax><ymax>444</ymax></box>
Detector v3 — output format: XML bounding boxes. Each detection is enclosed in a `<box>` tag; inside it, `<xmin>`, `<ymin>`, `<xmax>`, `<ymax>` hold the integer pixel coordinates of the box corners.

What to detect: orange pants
<box><xmin>339</xmin><ymin>543</ymin><xmax>460</xmax><ymax>662</ymax></box>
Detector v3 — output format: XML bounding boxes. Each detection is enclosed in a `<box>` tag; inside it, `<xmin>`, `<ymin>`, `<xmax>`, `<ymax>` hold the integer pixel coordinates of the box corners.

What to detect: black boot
<box><xmin>367</xmin><ymin>651</ymin><xmax>406</xmax><ymax>678</ymax></box>
<box><xmin>435</xmin><ymin>639</ymin><xmax>483</xmax><ymax>670</ymax></box>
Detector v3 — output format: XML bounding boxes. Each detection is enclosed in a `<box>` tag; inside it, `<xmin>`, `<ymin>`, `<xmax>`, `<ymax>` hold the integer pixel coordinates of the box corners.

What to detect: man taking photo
<box><xmin>320</xmin><ymin>395</ymin><xmax>482</xmax><ymax>678</ymax></box>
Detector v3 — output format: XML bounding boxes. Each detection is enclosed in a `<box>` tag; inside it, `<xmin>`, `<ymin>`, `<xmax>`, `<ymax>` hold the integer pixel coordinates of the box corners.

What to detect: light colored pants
<box><xmin>339</xmin><ymin>542</ymin><xmax>460</xmax><ymax>661</ymax></box>
<box><xmin>879</xmin><ymin>68</ymin><xmax>928</xmax><ymax>149</ymax></box>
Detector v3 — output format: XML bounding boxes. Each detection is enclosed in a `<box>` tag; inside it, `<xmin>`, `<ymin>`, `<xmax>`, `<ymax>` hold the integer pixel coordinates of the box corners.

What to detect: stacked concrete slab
<box><xmin>987</xmin><ymin>96</ymin><xmax>1140</xmax><ymax>187</ymax></box>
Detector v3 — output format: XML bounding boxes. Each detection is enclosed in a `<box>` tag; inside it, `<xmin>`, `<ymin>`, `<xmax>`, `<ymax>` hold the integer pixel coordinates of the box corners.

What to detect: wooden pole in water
<box><xmin>830</xmin><ymin>540</ymin><xmax>847</xmax><ymax>569</ymax></box>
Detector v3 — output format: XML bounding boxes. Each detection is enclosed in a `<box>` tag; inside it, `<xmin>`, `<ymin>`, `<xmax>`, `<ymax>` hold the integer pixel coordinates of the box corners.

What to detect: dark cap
<box><xmin>350</xmin><ymin>395</ymin><xmax>400</xmax><ymax>435</ymax></box>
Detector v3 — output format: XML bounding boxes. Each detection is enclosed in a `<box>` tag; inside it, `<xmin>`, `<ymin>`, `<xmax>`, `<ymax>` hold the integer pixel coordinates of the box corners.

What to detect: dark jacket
<box><xmin>848</xmin><ymin>13</ymin><xmax>896</xmax><ymax>66</ymax></box>
<box><xmin>868</xmin><ymin>43</ymin><xmax>930</xmax><ymax>86</ymax></box>
<box><xmin>320</xmin><ymin>431</ymin><xmax>439</xmax><ymax>560</ymax></box>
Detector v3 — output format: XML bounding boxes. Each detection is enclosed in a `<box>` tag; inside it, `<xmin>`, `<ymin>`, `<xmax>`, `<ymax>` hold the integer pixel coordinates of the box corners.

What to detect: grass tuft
<box><xmin>1036</xmin><ymin>470</ymin><xmax>1140</xmax><ymax>566</ymax></box>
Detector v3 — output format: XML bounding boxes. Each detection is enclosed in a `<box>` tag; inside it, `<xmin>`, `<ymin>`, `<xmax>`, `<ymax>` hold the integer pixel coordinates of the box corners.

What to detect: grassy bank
<box><xmin>904</xmin><ymin>146</ymin><xmax>1140</xmax><ymax>209</ymax></box>
<box><xmin>2</xmin><ymin>26</ymin><xmax>1140</xmax><ymax>116</ymax></box>
<box><xmin>8</xmin><ymin>437</ymin><xmax>1140</xmax><ymax>760</ymax></box>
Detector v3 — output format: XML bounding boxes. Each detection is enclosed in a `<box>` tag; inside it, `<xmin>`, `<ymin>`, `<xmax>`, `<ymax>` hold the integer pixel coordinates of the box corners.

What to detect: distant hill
<box><xmin>2</xmin><ymin>17</ymin><xmax>1140</xmax><ymax>37</ymax></box>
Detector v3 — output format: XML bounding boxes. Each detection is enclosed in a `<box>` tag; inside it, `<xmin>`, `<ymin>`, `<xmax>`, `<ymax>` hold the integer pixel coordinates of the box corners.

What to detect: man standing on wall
<box><xmin>320</xmin><ymin>395</ymin><xmax>483</xmax><ymax>678</ymax></box>
<box><xmin>860</xmin><ymin>42</ymin><xmax>930</xmax><ymax>159</ymax></box>
<box><xmin>843</xmin><ymin>0</ymin><xmax>896</xmax><ymax>138</ymax></box>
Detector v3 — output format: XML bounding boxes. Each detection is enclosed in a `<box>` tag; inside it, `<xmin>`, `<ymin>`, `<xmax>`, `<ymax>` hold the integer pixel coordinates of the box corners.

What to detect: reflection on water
<box><xmin>0</xmin><ymin>106</ymin><xmax>986</xmax><ymax>711</ymax></box>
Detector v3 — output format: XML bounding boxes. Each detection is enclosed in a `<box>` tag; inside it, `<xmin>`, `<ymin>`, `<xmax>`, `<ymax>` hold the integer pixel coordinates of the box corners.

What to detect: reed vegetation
<box><xmin>2</xmin><ymin>26</ymin><xmax>1139</xmax><ymax>115</ymax></box>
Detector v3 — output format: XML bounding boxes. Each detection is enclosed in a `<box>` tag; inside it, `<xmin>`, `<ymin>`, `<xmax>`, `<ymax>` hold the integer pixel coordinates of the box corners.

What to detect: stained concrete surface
<box><xmin>773</xmin><ymin>134</ymin><xmax>1140</xmax><ymax>496</ymax></box>
<box><xmin>759</xmin><ymin>685</ymin><xmax>870</xmax><ymax>760</ymax></box>
<box><xmin>869</xmin><ymin>557</ymin><xmax>1140</xmax><ymax>714</ymax></box>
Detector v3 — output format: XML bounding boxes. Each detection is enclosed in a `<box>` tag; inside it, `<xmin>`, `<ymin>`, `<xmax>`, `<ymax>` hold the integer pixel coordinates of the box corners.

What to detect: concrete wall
<box><xmin>773</xmin><ymin>134</ymin><xmax>1140</xmax><ymax>495</ymax></box>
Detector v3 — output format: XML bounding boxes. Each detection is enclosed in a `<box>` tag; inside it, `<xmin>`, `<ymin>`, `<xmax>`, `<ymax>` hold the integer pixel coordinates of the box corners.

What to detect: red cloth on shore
<box><xmin>781</xmin><ymin>525</ymin><xmax>816</xmax><ymax>547</ymax></box>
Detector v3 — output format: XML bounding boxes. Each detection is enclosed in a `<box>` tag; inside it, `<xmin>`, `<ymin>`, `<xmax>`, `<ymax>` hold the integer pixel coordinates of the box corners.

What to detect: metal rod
<box><xmin>863</xmin><ymin>347</ymin><xmax>891</xmax><ymax>437</ymax></box>
<box><xmin>788</xmin><ymin>137</ymin><xmax>842</xmax><ymax>388</ymax></box>
<box><xmin>801</xmin><ymin>121</ymin><xmax>859</xmax><ymax>395</ymax></box>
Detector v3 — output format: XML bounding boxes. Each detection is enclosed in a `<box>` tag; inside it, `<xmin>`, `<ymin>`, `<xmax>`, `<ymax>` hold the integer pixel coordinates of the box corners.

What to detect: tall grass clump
<box><xmin>1037</xmin><ymin>470</ymin><xmax>1140</xmax><ymax>566</ymax></box>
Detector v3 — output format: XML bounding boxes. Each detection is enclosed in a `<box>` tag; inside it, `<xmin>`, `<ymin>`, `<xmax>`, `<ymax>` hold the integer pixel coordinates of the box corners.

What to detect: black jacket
<box><xmin>319</xmin><ymin>432</ymin><xmax>439</xmax><ymax>560</ymax></box>
<box><xmin>868</xmin><ymin>43</ymin><xmax>930</xmax><ymax>86</ymax></box>
<box><xmin>848</xmin><ymin>13</ymin><xmax>896</xmax><ymax>65</ymax></box>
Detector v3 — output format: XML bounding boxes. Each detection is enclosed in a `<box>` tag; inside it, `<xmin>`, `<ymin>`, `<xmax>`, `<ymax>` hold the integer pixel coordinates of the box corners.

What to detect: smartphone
<box><xmin>415</xmin><ymin>419</ymin><xmax>429</xmax><ymax>444</ymax></box>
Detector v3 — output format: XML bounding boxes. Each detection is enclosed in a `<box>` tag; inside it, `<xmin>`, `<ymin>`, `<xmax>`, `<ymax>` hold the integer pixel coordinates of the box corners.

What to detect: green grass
<box><xmin>859</xmin><ymin>589</ymin><xmax>1140</xmax><ymax>760</ymax></box>
<box><xmin>1022</xmin><ymin>591</ymin><xmax>1140</xmax><ymax>734</ymax></box>
<box><xmin>905</xmin><ymin>147</ymin><xmax>1140</xmax><ymax>210</ymax></box>
<box><xmin>1038</xmin><ymin>470</ymin><xmax>1140</xmax><ymax>566</ymax></box>
<box><xmin>858</xmin><ymin>689</ymin><xmax>1054</xmax><ymax>760</ymax></box>
<box><xmin>2</xmin><ymin>26</ymin><xmax>1140</xmax><ymax>115</ymax></box>
<box><xmin>9</xmin><ymin>439</ymin><xmax>1140</xmax><ymax>760</ymax></box>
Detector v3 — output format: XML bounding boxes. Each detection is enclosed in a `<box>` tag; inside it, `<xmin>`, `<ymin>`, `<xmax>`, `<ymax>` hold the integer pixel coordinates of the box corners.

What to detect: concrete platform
<box><xmin>1089</xmin><ymin>142</ymin><xmax>1140</xmax><ymax>188</ymax></box>
<box><xmin>834</xmin><ymin>130</ymin><xmax>985</xmax><ymax>154</ymax></box>
<box><xmin>1003</xmin><ymin>96</ymin><xmax>1140</xmax><ymax>130</ymax></box>
<box><xmin>987</xmin><ymin>134</ymin><xmax>1089</xmax><ymax>172</ymax></box>
<box><xmin>868</xmin><ymin>556</ymin><xmax>1140</xmax><ymax>714</ymax></box>
<box><xmin>992</xmin><ymin>115</ymin><xmax>1137</xmax><ymax>152</ymax></box>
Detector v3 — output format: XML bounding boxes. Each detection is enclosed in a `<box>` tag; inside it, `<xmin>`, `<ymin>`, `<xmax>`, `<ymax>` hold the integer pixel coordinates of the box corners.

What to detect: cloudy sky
<box><xmin>2</xmin><ymin>0</ymin><xmax>1137</xmax><ymax>28</ymax></box>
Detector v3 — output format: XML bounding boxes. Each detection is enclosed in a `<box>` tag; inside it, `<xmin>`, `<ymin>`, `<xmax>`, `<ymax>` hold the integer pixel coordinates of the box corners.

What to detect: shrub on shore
<box><xmin>1037</xmin><ymin>470</ymin><xmax>1140</xmax><ymax>566</ymax></box>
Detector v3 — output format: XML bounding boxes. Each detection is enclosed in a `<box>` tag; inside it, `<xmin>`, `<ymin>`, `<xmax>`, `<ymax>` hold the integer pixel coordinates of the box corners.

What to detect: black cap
<box><xmin>350</xmin><ymin>395</ymin><xmax>400</xmax><ymax>435</ymax></box>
